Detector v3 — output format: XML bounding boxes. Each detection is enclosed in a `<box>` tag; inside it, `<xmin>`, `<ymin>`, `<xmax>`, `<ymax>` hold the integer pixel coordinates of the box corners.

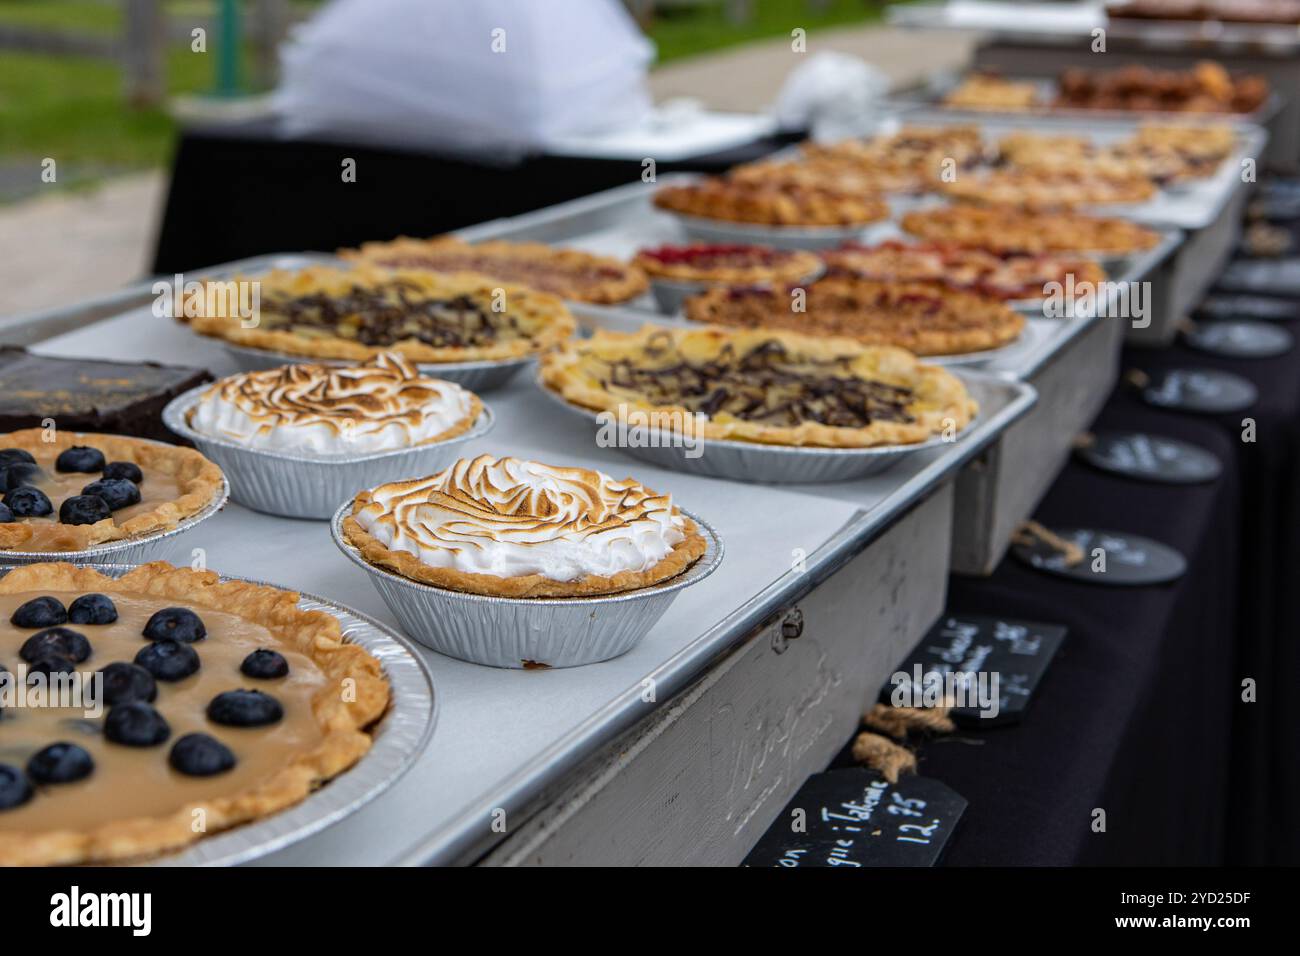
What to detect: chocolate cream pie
<box><xmin>342</xmin><ymin>455</ymin><xmax>707</xmax><ymax>599</ymax></box>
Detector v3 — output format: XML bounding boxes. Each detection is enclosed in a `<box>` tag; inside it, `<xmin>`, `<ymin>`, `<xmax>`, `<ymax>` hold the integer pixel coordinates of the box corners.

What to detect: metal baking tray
<box><xmin>0</xmin><ymin>563</ymin><xmax>436</xmax><ymax>866</ymax></box>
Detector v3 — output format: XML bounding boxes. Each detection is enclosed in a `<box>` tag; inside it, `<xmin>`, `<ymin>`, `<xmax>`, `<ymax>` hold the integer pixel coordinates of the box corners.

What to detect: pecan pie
<box><xmin>1054</xmin><ymin>59</ymin><xmax>1270</xmax><ymax>113</ymax></box>
<box><xmin>821</xmin><ymin>241</ymin><xmax>1106</xmax><ymax>302</ymax></box>
<box><xmin>652</xmin><ymin>177</ymin><xmax>888</xmax><ymax>228</ymax></box>
<box><xmin>900</xmin><ymin>205</ymin><xmax>1161</xmax><ymax>256</ymax></box>
<box><xmin>0</xmin><ymin>561</ymin><xmax>389</xmax><ymax>865</ymax></box>
<box><xmin>185</xmin><ymin>266</ymin><xmax>576</xmax><ymax>364</ymax></box>
<box><xmin>633</xmin><ymin>244</ymin><xmax>822</xmax><ymax>286</ymax></box>
<box><xmin>682</xmin><ymin>276</ymin><xmax>1025</xmax><ymax>356</ymax></box>
<box><xmin>0</xmin><ymin>430</ymin><xmax>224</xmax><ymax>553</ymax></box>
<box><xmin>340</xmin><ymin>236</ymin><xmax>648</xmax><ymax>305</ymax></box>
<box><xmin>539</xmin><ymin>326</ymin><xmax>977</xmax><ymax>448</ymax></box>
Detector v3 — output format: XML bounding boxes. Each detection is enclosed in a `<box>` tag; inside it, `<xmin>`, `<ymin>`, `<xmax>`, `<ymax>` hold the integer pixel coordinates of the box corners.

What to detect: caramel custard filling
<box><xmin>14</xmin><ymin>464</ymin><xmax>181</xmax><ymax>553</ymax></box>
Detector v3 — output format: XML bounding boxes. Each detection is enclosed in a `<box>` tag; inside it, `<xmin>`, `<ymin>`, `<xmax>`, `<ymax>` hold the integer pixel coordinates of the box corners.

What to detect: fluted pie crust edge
<box><xmin>0</xmin><ymin>562</ymin><xmax>390</xmax><ymax>866</ymax></box>
<box><xmin>341</xmin><ymin>503</ymin><xmax>708</xmax><ymax>599</ymax></box>
<box><xmin>0</xmin><ymin>429</ymin><xmax>225</xmax><ymax>552</ymax></box>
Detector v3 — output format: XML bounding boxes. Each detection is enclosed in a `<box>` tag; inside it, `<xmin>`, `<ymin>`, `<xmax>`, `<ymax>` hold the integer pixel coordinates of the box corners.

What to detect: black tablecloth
<box><xmin>152</xmin><ymin>121</ymin><xmax>797</xmax><ymax>274</ymax></box>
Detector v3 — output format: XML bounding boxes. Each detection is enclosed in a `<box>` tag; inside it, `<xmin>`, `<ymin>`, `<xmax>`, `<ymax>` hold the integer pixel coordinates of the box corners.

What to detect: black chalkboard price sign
<box><xmin>1078</xmin><ymin>431</ymin><xmax>1222</xmax><ymax>485</ymax></box>
<box><xmin>881</xmin><ymin>614</ymin><xmax>1067</xmax><ymax>727</ymax></box>
<box><xmin>742</xmin><ymin>769</ymin><xmax>966</xmax><ymax>868</ymax></box>
<box><xmin>1141</xmin><ymin>368</ymin><xmax>1258</xmax><ymax>414</ymax></box>
<box><xmin>1013</xmin><ymin>527</ymin><xmax>1188</xmax><ymax>586</ymax></box>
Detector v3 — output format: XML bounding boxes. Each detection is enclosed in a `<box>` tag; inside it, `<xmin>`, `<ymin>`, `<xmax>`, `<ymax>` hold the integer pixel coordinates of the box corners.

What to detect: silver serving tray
<box><xmin>664</xmin><ymin>211</ymin><xmax>877</xmax><ymax>251</ymax></box>
<box><xmin>0</xmin><ymin>563</ymin><xmax>436</xmax><ymax>867</ymax></box>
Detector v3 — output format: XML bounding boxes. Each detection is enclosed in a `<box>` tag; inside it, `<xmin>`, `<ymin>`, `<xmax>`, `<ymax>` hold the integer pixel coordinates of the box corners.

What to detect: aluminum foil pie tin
<box><xmin>220</xmin><ymin>342</ymin><xmax>535</xmax><ymax>392</ymax></box>
<box><xmin>330</xmin><ymin>504</ymin><xmax>724</xmax><ymax>669</ymax></box>
<box><xmin>667</xmin><ymin>212</ymin><xmax>872</xmax><ymax>251</ymax></box>
<box><xmin>647</xmin><ymin>262</ymin><xmax>827</xmax><ymax>315</ymax></box>
<box><xmin>162</xmin><ymin>386</ymin><xmax>496</xmax><ymax>520</ymax></box>
<box><xmin>0</xmin><ymin>563</ymin><xmax>436</xmax><ymax>866</ymax></box>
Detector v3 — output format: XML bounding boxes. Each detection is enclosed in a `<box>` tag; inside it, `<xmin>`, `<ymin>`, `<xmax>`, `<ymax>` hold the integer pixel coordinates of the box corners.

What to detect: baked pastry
<box><xmin>942</xmin><ymin>75</ymin><xmax>1041</xmax><ymax>110</ymax></box>
<box><xmin>0</xmin><ymin>348</ymin><xmax>211</xmax><ymax>445</ymax></box>
<box><xmin>682</xmin><ymin>276</ymin><xmax>1025</xmax><ymax>356</ymax></box>
<box><xmin>998</xmin><ymin>128</ymin><xmax>1231</xmax><ymax>184</ymax></box>
<box><xmin>1054</xmin><ymin>58</ymin><xmax>1270</xmax><ymax>113</ymax></box>
<box><xmin>633</xmin><ymin>244</ymin><xmax>822</xmax><ymax>286</ymax></box>
<box><xmin>800</xmin><ymin>127</ymin><xmax>989</xmax><ymax>178</ymax></box>
<box><xmin>0</xmin><ymin>430</ymin><xmax>224</xmax><ymax>553</ymax></box>
<box><xmin>186</xmin><ymin>353</ymin><xmax>481</xmax><ymax>456</ymax></box>
<box><xmin>1107</xmin><ymin>0</ymin><xmax>1300</xmax><ymax>24</ymax></box>
<box><xmin>728</xmin><ymin>157</ymin><xmax>926</xmax><ymax>196</ymax></box>
<box><xmin>539</xmin><ymin>326</ymin><xmax>977</xmax><ymax>448</ymax></box>
<box><xmin>340</xmin><ymin>236</ymin><xmax>648</xmax><ymax>305</ymax></box>
<box><xmin>185</xmin><ymin>266</ymin><xmax>575</xmax><ymax>363</ymax></box>
<box><xmin>342</xmin><ymin>455</ymin><xmax>707</xmax><ymax>599</ymax></box>
<box><xmin>653</xmin><ymin>177</ymin><xmax>888</xmax><ymax>228</ymax></box>
<box><xmin>939</xmin><ymin>167</ymin><xmax>1157</xmax><ymax>209</ymax></box>
<box><xmin>821</xmin><ymin>241</ymin><xmax>1107</xmax><ymax>301</ymax></box>
<box><xmin>0</xmin><ymin>561</ymin><xmax>388</xmax><ymax>865</ymax></box>
<box><xmin>900</xmin><ymin>205</ymin><xmax>1161</xmax><ymax>256</ymax></box>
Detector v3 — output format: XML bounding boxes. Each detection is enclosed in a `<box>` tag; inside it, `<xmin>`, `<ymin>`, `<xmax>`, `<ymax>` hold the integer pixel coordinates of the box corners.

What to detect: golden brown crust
<box><xmin>0</xmin><ymin>430</ymin><xmax>224</xmax><ymax>552</ymax></box>
<box><xmin>341</xmin><ymin>506</ymin><xmax>707</xmax><ymax>599</ymax></box>
<box><xmin>939</xmin><ymin>167</ymin><xmax>1156</xmax><ymax>209</ymax></box>
<box><xmin>186</xmin><ymin>266</ymin><xmax>576</xmax><ymax>363</ymax></box>
<box><xmin>632</xmin><ymin>245</ymin><xmax>822</xmax><ymax>285</ymax></box>
<box><xmin>0</xmin><ymin>561</ymin><xmax>390</xmax><ymax>865</ymax></box>
<box><xmin>653</xmin><ymin>177</ymin><xmax>888</xmax><ymax>227</ymax></box>
<box><xmin>900</xmin><ymin>205</ymin><xmax>1161</xmax><ymax>255</ymax></box>
<box><xmin>340</xmin><ymin>236</ymin><xmax>649</xmax><ymax>305</ymax></box>
<box><xmin>539</xmin><ymin>326</ymin><xmax>978</xmax><ymax>448</ymax></box>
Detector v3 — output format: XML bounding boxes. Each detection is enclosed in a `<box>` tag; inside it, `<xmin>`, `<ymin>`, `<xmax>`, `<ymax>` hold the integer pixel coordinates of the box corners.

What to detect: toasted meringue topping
<box><xmin>353</xmin><ymin>455</ymin><xmax>688</xmax><ymax>580</ymax></box>
<box><xmin>189</xmin><ymin>353</ymin><xmax>476</xmax><ymax>454</ymax></box>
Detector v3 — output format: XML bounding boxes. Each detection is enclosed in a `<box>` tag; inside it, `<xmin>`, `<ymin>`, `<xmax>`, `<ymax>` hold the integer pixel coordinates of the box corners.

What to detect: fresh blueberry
<box><xmin>104</xmin><ymin>701</ymin><xmax>170</xmax><ymax>747</ymax></box>
<box><xmin>99</xmin><ymin>662</ymin><xmax>157</xmax><ymax>706</ymax></box>
<box><xmin>25</xmin><ymin>652</ymin><xmax>76</xmax><ymax>680</ymax></box>
<box><xmin>80</xmin><ymin>478</ymin><xmax>140</xmax><ymax>511</ymax></box>
<box><xmin>3</xmin><ymin>486</ymin><xmax>52</xmax><ymax>518</ymax></box>
<box><xmin>67</xmin><ymin>593</ymin><xmax>118</xmax><ymax>626</ymax></box>
<box><xmin>0</xmin><ymin>449</ymin><xmax>36</xmax><ymax>468</ymax></box>
<box><xmin>10</xmin><ymin>596</ymin><xmax>67</xmax><ymax>629</ymax></box>
<box><xmin>59</xmin><ymin>494</ymin><xmax>111</xmax><ymax>526</ymax></box>
<box><xmin>55</xmin><ymin>446</ymin><xmax>106</xmax><ymax>473</ymax></box>
<box><xmin>26</xmin><ymin>742</ymin><xmax>94</xmax><ymax>784</ymax></box>
<box><xmin>240</xmin><ymin>649</ymin><xmax>289</xmax><ymax>680</ymax></box>
<box><xmin>207</xmin><ymin>689</ymin><xmax>283</xmax><ymax>727</ymax></box>
<box><xmin>0</xmin><ymin>503</ymin><xmax>12</xmax><ymax>523</ymax></box>
<box><xmin>101</xmin><ymin>461</ymin><xmax>143</xmax><ymax>484</ymax></box>
<box><xmin>133</xmin><ymin>639</ymin><xmax>199</xmax><ymax>682</ymax></box>
<box><xmin>169</xmin><ymin>733</ymin><xmax>236</xmax><ymax>777</ymax></box>
<box><xmin>3</xmin><ymin>462</ymin><xmax>43</xmax><ymax>492</ymax></box>
<box><xmin>20</xmin><ymin>627</ymin><xmax>91</xmax><ymax>664</ymax></box>
<box><xmin>143</xmin><ymin>607</ymin><xmax>206</xmax><ymax>643</ymax></box>
<box><xmin>0</xmin><ymin>764</ymin><xmax>33</xmax><ymax>810</ymax></box>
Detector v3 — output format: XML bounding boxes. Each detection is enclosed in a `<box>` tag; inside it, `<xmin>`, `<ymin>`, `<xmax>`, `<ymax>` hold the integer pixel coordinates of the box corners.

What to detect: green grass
<box><xmin>649</xmin><ymin>0</ymin><xmax>887</xmax><ymax>63</ymax></box>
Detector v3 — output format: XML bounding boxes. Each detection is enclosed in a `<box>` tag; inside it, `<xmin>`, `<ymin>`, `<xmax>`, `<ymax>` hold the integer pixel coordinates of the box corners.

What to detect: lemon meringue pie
<box><xmin>342</xmin><ymin>455</ymin><xmax>707</xmax><ymax>598</ymax></box>
<box><xmin>186</xmin><ymin>354</ymin><xmax>482</xmax><ymax>457</ymax></box>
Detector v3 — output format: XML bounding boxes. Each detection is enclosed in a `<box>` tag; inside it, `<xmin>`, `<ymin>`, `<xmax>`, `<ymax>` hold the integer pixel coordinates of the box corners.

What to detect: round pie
<box><xmin>939</xmin><ymin>167</ymin><xmax>1157</xmax><ymax>209</ymax></box>
<box><xmin>653</xmin><ymin>177</ymin><xmax>888</xmax><ymax>228</ymax></box>
<box><xmin>0</xmin><ymin>561</ymin><xmax>389</xmax><ymax>865</ymax></box>
<box><xmin>186</xmin><ymin>352</ymin><xmax>483</xmax><ymax>456</ymax></box>
<box><xmin>540</xmin><ymin>326</ymin><xmax>977</xmax><ymax>448</ymax></box>
<box><xmin>342</xmin><ymin>455</ymin><xmax>708</xmax><ymax>599</ymax></box>
<box><xmin>682</xmin><ymin>276</ymin><xmax>1025</xmax><ymax>356</ymax></box>
<box><xmin>340</xmin><ymin>236</ymin><xmax>649</xmax><ymax>305</ymax></box>
<box><xmin>0</xmin><ymin>430</ymin><xmax>224</xmax><ymax>553</ymax></box>
<box><xmin>633</xmin><ymin>244</ymin><xmax>823</xmax><ymax>286</ymax></box>
<box><xmin>185</xmin><ymin>265</ymin><xmax>576</xmax><ymax>364</ymax></box>
<box><xmin>900</xmin><ymin>205</ymin><xmax>1161</xmax><ymax>256</ymax></box>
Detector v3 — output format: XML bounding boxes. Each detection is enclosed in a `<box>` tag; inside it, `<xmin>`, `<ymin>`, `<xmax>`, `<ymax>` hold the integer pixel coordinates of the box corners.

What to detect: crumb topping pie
<box><xmin>342</xmin><ymin>454</ymin><xmax>707</xmax><ymax>599</ymax></box>
<box><xmin>187</xmin><ymin>353</ymin><xmax>482</xmax><ymax>456</ymax></box>
<box><xmin>682</xmin><ymin>276</ymin><xmax>1026</xmax><ymax>356</ymax></box>
<box><xmin>900</xmin><ymin>205</ymin><xmax>1161</xmax><ymax>256</ymax></box>
<box><xmin>186</xmin><ymin>266</ymin><xmax>575</xmax><ymax>364</ymax></box>
<box><xmin>0</xmin><ymin>430</ymin><xmax>224</xmax><ymax>553</ymax></box>
<box><xmin>340</xmin><ymin>236</ymin><xmax>649</xmax><ymax>305</ymax></box>
<box><xmin>633</xmin><ymin>244</ymin><xmax>822</xmax><ymax>286</ymax></box>
<box><xmin>540</xmin><ymin>326</ymin><xmax>977</xmax><ymax>448</ymax></box>
<box><xmin>0</xmin><ymin>561</ymin><xmax>389</xmax><ymax>865</ymax></box>
<box><xmin>653</xmin><ymin>176</ymin><xmax>888</xmax><ymax>228</ymax></box>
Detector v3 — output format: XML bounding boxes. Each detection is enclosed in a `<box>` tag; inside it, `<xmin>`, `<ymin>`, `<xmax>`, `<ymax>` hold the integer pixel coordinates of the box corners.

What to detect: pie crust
<box><xmin>340</xmin><ymin>236</ymin><xmax>649</xmax><ymax>305</ymax></box>
<box><xmin>900</xmin><ymin>205</ymin><xmax>1161</xmax><ymax>256</ymax></box>
<box><xmin>539</xmin><ymin>326</ymin><xmax>978</xmax><ymax>448</ymax></box>
<box><xmin>633</xmin><ymin>244</ymin><xmax>822</xmax><ymax>285</ymax></box>
<box><xmin>0</xmin><ymin>561</ymin><xmax>389</xmax><ymax>865</ymax></box>
<box><xmin>653</xmin><ymin>176</ymin><xmax>888</xmax><ymax>227</ymax></box>
<box><xmin>185</xmin><ymin>266</ymin><xmax>576</xmax><ymax>363</ymax></box>
<box><xmin>939</xmin><ymin>167</ymin><xmax>1156</xmax><ymax>209</ymax></box>
<box><xmin>0</xmin><ymin>429</ymin><xmax>224</xmax><ymax>553</ymax></box>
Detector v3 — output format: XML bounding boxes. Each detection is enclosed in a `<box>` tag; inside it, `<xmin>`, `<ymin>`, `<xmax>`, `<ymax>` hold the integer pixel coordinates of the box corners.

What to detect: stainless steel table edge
<box><xmin>390</xmin><ymin>372</ymin><xmax>1038</xmax><ymax>866</ymax></box>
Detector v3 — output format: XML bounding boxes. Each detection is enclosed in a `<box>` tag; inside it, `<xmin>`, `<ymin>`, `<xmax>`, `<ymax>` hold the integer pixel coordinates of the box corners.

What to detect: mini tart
<box><xmin>0</xmin><ymin>561</ymin><xmax>389</xmax><ymax>865</ymax></box>
<box><xmin>682</xmin><ymin>276</ymin><xmax>1025</xmax><ymax>357</ymax></box>
<box><xmin>653</xmin><ymin>177</ymin><xmax>888</xmax><ymax>228</ymax></box>
<box><xmin>821</xmin><ymin>241</ymin><xmax>1107</xmax><ymax>301</ymax></box>
<box><xmin>341</xmin><ymin>455</ymin><xmax>708</xmax><ymax>599</ymax></box>
<box><xmin>0</xmin><ymin>429</ymin><xmax>224</xmax><ymax>553</ymax></box>
<box><xmin>185</xmin><ymin>265</ymin><xmax>576</xmax><ymax>364</ymax></box>
<box><xmin>539</xmin><ymin>326</ymin><xmax>977</xmax><ymax>448</ymax></box>
<box><xmin>939</xmin><ymin>167</ymin><xmax>1157</xmax><ymax>209</ymax></box>
<box><xmin>900</xmin><ymin>205</ymin><xmax>1161</xmax><ymax>256</ymax></box>
<box><xmin>339</xmin><ymin>236</ymin><xmax>649</xmax><ymax>305</ymax></box>
<box><xmin>633</xmin><ymin>244</ymin><xmax>822</xmax><ymax>285</ymax></box>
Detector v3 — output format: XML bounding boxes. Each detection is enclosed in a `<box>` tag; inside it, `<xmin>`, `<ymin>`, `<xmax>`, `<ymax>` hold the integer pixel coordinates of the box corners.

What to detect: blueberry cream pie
<box><xmin>342</xmin><ymin>455</ymin><xmax>707</xmax><ymax>598</ymax></box>
<box><xmin>633</xmin><ymin>244</ymin><xmax>822</xmax><ymax>287</ymax></box>
<box><xmin>540</xmin><ymin>327</ymin><xmax>976</xmax><ymax>448</ymax></box>
<box><xmin>0</xmin><ymin>561</ymin><xmax>388</xmax><ymax>865</ymax></box>
<box><xmin>185</xmin><ymin>266</ymin><xmax>575</xmax><ymax>364</ymax></box>
<box><xmin>0</xmin><ymin>430</ymin><xmax>224</xmax><ymax>553</ymax></box>
<box><xmin>341</xmin><ymin>236</ymin><xmax>649</xmax><ymax>305</ymax></box>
